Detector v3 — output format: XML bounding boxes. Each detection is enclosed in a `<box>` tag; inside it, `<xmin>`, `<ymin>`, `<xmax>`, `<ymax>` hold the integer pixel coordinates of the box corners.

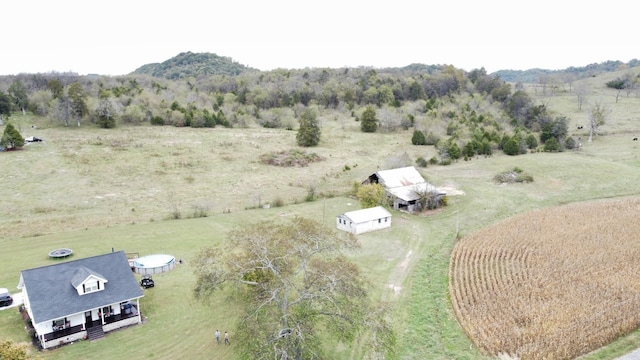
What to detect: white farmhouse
<box><xmin>18</xmin><ymin>251</ymin><xmax>144</xmax><ymax>349</ymax></box>
<box><xmin>336</xmin><ymin>206</ymin><xmax>392</xmax><ymax>235</ymax></box>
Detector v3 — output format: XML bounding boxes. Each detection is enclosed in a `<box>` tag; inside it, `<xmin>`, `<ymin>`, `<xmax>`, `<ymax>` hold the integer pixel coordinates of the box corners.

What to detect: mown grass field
<box><xmin>1</xmin><ymin>70</ymin><xmax>640</xmax><ymax>359</ymax></box>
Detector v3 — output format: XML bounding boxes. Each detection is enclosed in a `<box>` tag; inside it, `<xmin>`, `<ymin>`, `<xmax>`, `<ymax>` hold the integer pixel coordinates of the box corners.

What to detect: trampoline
<box><xmin>49</xmin><ymin>248</ymin><xmax>73</xmax><ymax>258</ymax></box>
<box><xmin>132</xmin><ymin>254</ymin><xmax>176</xmax><ymax>275</ymax></box>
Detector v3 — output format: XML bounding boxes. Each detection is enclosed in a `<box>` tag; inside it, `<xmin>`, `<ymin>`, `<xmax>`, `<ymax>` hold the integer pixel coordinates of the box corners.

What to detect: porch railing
<box><xmin>43</xmin><ymin>324</ymin><xmax>83</xmax><ymax>341</ymax></box>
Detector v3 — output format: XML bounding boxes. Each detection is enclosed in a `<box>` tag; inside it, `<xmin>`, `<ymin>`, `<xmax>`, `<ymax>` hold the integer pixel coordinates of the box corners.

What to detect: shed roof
<box><xmin>20</xmin><ymin>251</ymin><xmax>143</xmax><ymax>324</ymax></box>
<box><xmin>341</xmin><ymin>206</ymin><xmax>392</xmax><ymax>223</ymax></box>
<box><xmin>375</xmin><ymin>166</ymin><xmax>426</xmax><ymax>188</ymax></box>
<box><xmin>387</xmin><ymin>182</ymin><xmax>438</xmax><ymax>202</ymax></box>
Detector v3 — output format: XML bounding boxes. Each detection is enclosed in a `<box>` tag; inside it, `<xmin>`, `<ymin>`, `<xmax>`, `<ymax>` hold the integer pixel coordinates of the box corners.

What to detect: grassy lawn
<box><xmin>2</xmin><ymin>78</ymin><xmax>640</xmax><ymax>359</ymax></box>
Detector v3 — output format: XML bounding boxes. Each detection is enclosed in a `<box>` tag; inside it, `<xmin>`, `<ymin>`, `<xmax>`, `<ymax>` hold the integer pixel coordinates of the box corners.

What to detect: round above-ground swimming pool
<box><xmin>132</xmin><ymin>254</ymin><xmax>176</xmax><ymax>275</ymax></box>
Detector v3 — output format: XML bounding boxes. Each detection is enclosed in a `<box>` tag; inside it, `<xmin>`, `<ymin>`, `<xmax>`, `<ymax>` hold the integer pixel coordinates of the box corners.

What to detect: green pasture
<box><xmin>2</xmin><ymin>77</ymin><xmax>640</xmax><ymax>359</ymax></box>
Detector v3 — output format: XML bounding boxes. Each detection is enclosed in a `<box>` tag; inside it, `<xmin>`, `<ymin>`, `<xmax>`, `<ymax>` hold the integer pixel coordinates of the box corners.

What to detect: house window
<box><xmin>52</xmin><ymin>319</ymin><xmax>66</xmax><ymax>331</ymax></box>
<box><xmin>378</xmin><ymin>219</ymin><xmax>381</xmax><ymax>223</ymax></box>
<box><xmin>84</xmin><ymin>280</ymin><xmax>99</xmax><ymax>293</ymax></box>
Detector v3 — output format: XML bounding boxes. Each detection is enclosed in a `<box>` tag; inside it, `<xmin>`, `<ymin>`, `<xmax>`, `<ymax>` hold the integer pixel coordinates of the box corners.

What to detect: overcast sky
<box><xmin>4</xmin><ymin>1</ymin><xmax>637</xmax><ymax>76</ymax></box>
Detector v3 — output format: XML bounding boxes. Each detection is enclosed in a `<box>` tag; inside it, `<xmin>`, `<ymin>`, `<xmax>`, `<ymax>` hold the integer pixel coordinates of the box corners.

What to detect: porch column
<box><xmin>135</xmin><ymin>299</ymin><xmax>142</xmax><ymax>323</ymax></box>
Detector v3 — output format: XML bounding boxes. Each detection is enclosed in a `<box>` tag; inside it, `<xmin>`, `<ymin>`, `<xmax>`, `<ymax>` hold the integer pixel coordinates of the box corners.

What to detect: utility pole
<box><xmin>455</xmin><ymin>210</ymin><xmax>459</xmax><ymax>238</ymax></box>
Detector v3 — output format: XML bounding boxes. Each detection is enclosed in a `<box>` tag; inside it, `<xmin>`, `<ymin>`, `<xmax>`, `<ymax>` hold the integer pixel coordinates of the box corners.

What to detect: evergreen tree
<box><xmin>503</xmin><ymin>136</ymin><xmax>520</xmax><ymax>155</ymax></box>
<box><xmin>543</xmin><ymin>137</ymin><xmax>560</xmax><ymax>152</ymax></box>
<box><xmin>8</xmin><ymin>80</ymin><xmax>29</xmax><ymax>114</ymax></box>
<box><xmin>0</xmin><ymin>91</ymin><xmax>11</xmax><ymax>124</ymax></box>
<box><xmin>1</xmin><ymin>123</ymin><xmax>25</xmax><ymax>149</ymax></box>
<box><xmin>68</xmin><ymin>82</ymin><xmax>88</xmax><ymax>126</ymax></box>
<box><xmin>216</xmin><ymin>110</ymin><xmax>229</xmax><ymax>127</ymax></box>
<box><xmin>447</xmin><ymin>141</ymin><xmax>461</xmax><ymax>160</ymax></box>
<box><xmin>47</xmin><ymin>79</ymin><xmax>63</xmax><ymax>99</ymax></box>
<box><xmin>411</xmin><ymin>130</ymin><xmax>427</xmax><ymax>145</ymax></box>
<box><xmin>360</xmin><ymin>105</ymin><xmax>378</xmax><ymax>133</ymax></box>
<box><xmin>296</xmin><ymin>108</ymin><xmax>321</xmax><ymax>147</ymax></box>
<box><xmin>525</xmin><ymin>133</ymin><xmax>538</xmax><ymax>149</ymax></box>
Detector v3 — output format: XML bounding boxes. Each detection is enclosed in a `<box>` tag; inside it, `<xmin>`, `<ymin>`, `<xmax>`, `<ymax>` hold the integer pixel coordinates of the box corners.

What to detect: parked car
<box><xmin>0</xmin><ymin>288</ymin><xmax>13</xmax><ymax>307</ymax></box>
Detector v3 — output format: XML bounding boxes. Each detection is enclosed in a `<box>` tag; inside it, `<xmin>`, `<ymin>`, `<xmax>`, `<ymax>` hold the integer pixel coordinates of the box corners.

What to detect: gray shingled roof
<box><xmin>70</xmin><ymin>266</ymin><xmax>107</xmax><ymax>288</ymax></box>
<box><xmin>20</xmin><ymin>251</ymin><xmax>143</xmax><ymax>324</ymax></box>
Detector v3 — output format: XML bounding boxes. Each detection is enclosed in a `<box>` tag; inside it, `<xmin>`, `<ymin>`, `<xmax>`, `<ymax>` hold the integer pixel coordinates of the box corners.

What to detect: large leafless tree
<box><xmin>588</xmin><ymin>101</ymin><xmax>609</xmax><ymax>142</ymax></box>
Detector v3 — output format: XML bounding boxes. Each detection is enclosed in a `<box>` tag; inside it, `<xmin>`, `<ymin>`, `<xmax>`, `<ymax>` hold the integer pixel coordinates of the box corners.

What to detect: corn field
<box><xmin>449</xmin><ymin>197</ymin><xmax>640</xmax><ymax>360</ymax></box>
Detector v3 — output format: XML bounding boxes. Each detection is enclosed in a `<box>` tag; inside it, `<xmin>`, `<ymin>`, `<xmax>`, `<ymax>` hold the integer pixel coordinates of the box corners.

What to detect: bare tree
<box><xmin>621</xmin><ymin>71</ymin><xmax>638</xmax><ymax>97</ymax></box>
<box><xmin>573</xmin><ymin>82</ymin><xmax>590</xmax><ymax>111</ymax></box>
<box><xmin>588</xmin><ymin>101</ymin><xmax>609</xmax><ymax>142</ymax></box>
<box><xmin>29</xmin><ymin>89</ymin><xmax>53</xmax><ymax>116</ymax></box>
<box><xmin>563</xmin><ymin>73</ymin><xmax>578</xmax><ymax>92</ymax></box>
<box><xmin>166</xmin><ymin>190</ymin><xmax>181</xmax><ymax>219</ymax></box>
<box><xmin>51</xmin><ymin>96</ymin><xmax>72</xmax><ymax>126</ymax></box>
<box><xmin>412</xmin><ymin>186</ymin><xmax>445</xmax><ymax>211</ymax></box>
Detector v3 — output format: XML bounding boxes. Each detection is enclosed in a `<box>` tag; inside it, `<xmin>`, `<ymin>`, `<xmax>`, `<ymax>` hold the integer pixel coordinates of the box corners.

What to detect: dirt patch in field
<box><xmin>436</xmin><ymin>181</ymin><xmax>466</xmax><ymax>196</ymax></box>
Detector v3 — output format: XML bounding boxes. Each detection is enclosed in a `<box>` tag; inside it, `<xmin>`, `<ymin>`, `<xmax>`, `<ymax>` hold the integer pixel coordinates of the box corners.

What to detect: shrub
<box><xmin>502</xmin><ymin>137</ymin><xmax>520</xmax><ymax>156</ymax></box>
<box><xmin>349</xmin><ymin>181</ymin><xmax>361</xmax><ymax>197</ymax></box>
<box><xmin>304</xmin><ymin>185</ymin><xmax>317</xmax><ymax>202</ymax></box>
<box><xmin>494</xmin><ymin>168</ymin><xmax>534</xmax><ymax>183</ymax></box>
<box><xmin>411</xmin><ymin>130</ymin><xmax>427</xmax><ymax>145</ymax></box>
<box><xmin>150</xmin><ymin>116</ymin><xmax>165</xmax><ymax>126</ymax></box>
<box><xmin>425</xmin><ymin>132</ymin><xmax>440</xmax><ymax>145</ymax></box>
<box><xmin>446</xmin><ymin>122</ymin><xmax>457</xmax><ymax>135</ymax></box>
<box><xmin>525</xmin><ymin>133</ymin><xmax>538</xmax><ymax>149</ymax></box>
<box><xmin>565</xmin><ymin>136</ymin><xmax>576</xmax><ymax>150</ymax></box>
<box><xmin>357</xmin><ymin>183</ymin><xmax>384</xmax><ymax>208</ymax></box>
<box><xmin>191</xmin><ymin>204</ymin><xmax>208</xmax><ymax>218</ymax></box>
<box><xmin>543</xmin><ymin>137</ymin><xmax>560</xmax><ymax>152</ymax></box>
<box><xmin>0</xmin><ymin>123</ymin><xmax>25</xmax><ymax>149</ymax></box>
<box><xmin>416</xmin><ymin>156</ymin><xmax>428</xmax><ymax>168</ymax></box>
<box><xmin>260</xmin><ymin>149</ymin><xmax>325</xmax><ymax>167</ymax></box>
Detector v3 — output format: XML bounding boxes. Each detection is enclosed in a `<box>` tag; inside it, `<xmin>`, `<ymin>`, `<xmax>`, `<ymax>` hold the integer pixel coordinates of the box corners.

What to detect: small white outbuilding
<box><xmin>336</xmin><ymin>206</ymin><xmax>392</xmax><ymax>235</ymax></box>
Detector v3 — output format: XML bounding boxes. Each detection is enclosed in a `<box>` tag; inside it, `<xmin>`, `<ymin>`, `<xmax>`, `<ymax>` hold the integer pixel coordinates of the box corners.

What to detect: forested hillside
<box><xmin>132</xmin><ymin>51</ymin><xmax>256</xmax><ymax>79</ymax></box>
<box><xmin>1</xmin><ymin>52</ymin><xmax>639</xmax><ymax>161</ymax></box>
<box><xmin>493</xmin><ymin>58</ymin><xmax>640</xmax><ymax>83</ymax></box>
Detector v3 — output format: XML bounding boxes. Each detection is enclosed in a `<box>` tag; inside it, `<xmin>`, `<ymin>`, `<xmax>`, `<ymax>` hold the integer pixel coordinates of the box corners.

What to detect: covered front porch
<box><xmin>34</xmin><ymin>301</ymin><xmax>141</xmax><ymax>349</ymax></box>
